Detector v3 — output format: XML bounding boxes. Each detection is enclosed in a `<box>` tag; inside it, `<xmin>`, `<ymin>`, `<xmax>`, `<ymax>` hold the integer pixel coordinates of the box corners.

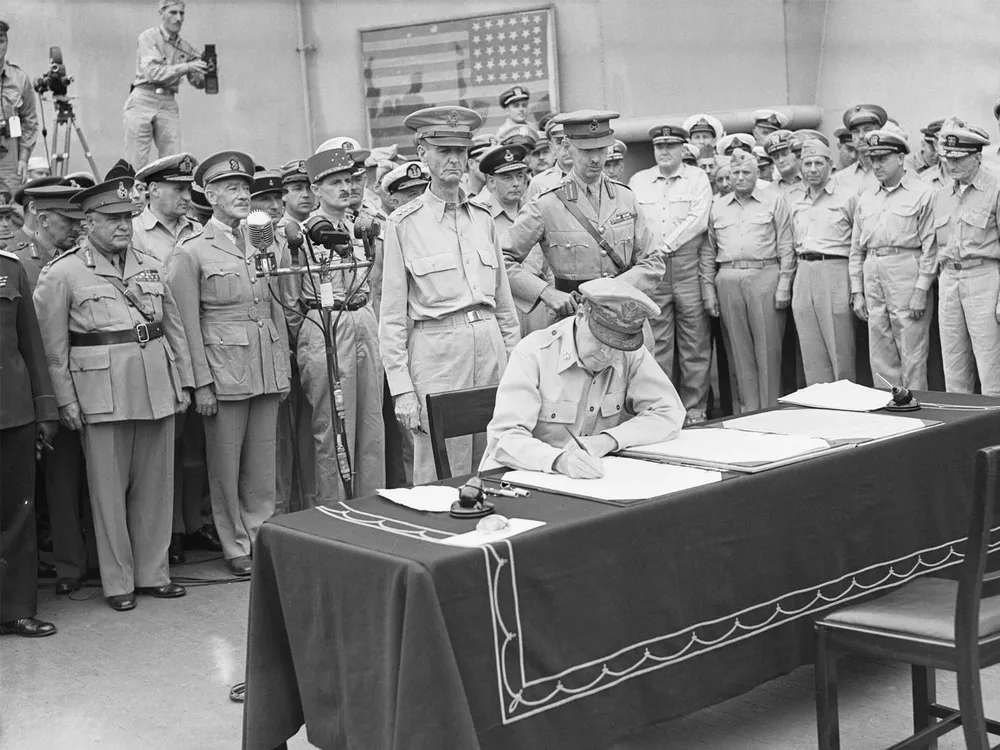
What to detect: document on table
<box><xmin>723</xmin><ymin>408</ymin><xmax>932</xmax><ymax>442</ymax></box>
<box><xmin>438</xmin><ymin>518</ymin><xmax>546</xmax><ymax>547</ymax></box>
<box><xmin>778</xmin><ymin>380</ymin><xmax>892</xmax><ymax>412</ymax></box>
<box><xmin>622</xmin><ymin>427</ymin><xmax>832</xmax><ymax>470</ymax></box>
<box><xmin>376</xmin><ymin>486</ymin><xmax>458</xmax><ymax>512</ymax></box>
<box><xmin>502</xmin><ymin>456</ymin><xmax>722</xmax><ymax>503</ymax></box>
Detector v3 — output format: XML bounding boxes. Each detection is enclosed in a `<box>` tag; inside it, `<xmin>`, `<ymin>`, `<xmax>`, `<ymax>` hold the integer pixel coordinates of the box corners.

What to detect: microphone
<box><xmin>284</xmin><ymin>222</ymin><xmax>304</xmax><ymax>252</ymax></box>
<box><xmin>304</xmin><ymin>215</ymin><xmax>352</xmax><ymax>257</ymax></box>
<box><xmin>246</xmin><ymin>210</ymin><xmax>274</xmax><ymax>251</ymax></box>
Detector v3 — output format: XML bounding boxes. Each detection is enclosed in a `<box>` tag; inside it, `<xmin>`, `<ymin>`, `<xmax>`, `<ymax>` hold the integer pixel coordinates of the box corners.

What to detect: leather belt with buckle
<box><xmin>798</xmin><ymin>252</ymin><xmax>848</xmax><ymax>262</ymax></box>
<box><xmin>870</xmin><ymin>246</ymin><xmax>920</xmax><ymax>257</ymax></box>
<box><xmin>413</xmin><ymin>306</ymin><xmax>494</xmax><ymax>330</ymax></box>
<box><xmin>940</xmin><ymin>258</ymin><xmax>992</xmax><ymax>271</ymax></box>
<box><xmin>70</xmin><ymin>322</ymin><xmax>164</xmax><ymax>347</ymax></box>
<box><xmin>719</xmin><ymin>259</ymin><xmax>778</xmax><ymax>269</ymax></box>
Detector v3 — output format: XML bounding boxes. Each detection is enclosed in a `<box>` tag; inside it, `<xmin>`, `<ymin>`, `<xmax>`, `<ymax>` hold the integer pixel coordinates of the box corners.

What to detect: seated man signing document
<box><xmin>481</xmin><ymin>277</ymin><xmax>685</xmax><ymax>478</ymax></box>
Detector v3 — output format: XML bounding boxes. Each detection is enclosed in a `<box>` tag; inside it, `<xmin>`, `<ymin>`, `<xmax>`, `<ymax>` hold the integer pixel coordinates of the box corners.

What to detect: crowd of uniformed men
<box><xmin>2</xmin><ymin>10</ymin><xmax>1000</xmax><ymax>637</ymax></box>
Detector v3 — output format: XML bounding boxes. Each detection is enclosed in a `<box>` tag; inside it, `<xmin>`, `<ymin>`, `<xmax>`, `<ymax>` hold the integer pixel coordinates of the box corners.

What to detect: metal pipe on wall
<box><xmin>295</xmin><ymin>0</ymin><xmax>315</xmax><ymax>150</ymax></box>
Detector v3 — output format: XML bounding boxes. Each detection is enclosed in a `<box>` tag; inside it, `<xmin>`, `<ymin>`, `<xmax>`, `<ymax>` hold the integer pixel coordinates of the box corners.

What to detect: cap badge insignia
<box><xmin>945</xmin><ymin>135</ymin><xmax>958</xmax><ymax>147</ymax></box>
<box><xmin>446</xmin><ymin>109</ymin><xmax>461</xmax><ymax>127</ymax></box>
<box><xmin>514</xmin><ymin>87</ymin><xmax>523</xmax><ymax>96</ymax></box>
<box><xmin>66</xmin><ymin>180</ymin><xmax>79</xmax><ymax>187</ymax></box>
<box><xmin>117</xmin><ymin>181</ymin><xmax>129</xmax><ymax>200</ymax></box>
<box><xmin>340</xmin><ymin>141</ymin><xmax>354</xmax><ymax>152</ymax></box>
<box><xmin>229</xmin><ymin>158</ymin><xmax>242</xmax><ymax>172</ymax></box>
<box><xmin>503</xmin><ymin>149</ymin><xmax>514</xmax><ymax>162</ymax></box>
<box><xmin>620</xmin><ymin>300</ymin><xmax>642</xmax><ymax>325</ymax></box>
<box><xmin>406</xmin><ymin>164</ymin><xmax>422</xmax><ymax>179</ymax></box>
<box><xmin>589</xmin><ymin>120</ymin><xmax>599</xmax><ymax>133</ymax></box>
<box><xmin>179</xmin><ymin>156</ymin><xmax>193</xmax><ymax>173</ymax></box>
<box><xmin>867</xmin><ymin>133</ymin><xmax>880</xmax><ymax>146</ymax></box>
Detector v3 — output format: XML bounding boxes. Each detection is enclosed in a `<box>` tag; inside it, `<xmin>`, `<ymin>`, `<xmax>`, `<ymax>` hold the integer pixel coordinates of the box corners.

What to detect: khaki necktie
<box><xmin>232</xmin><ymin>224</ymin><xmax>247</xmax><ymax>255</ymax></box>
<box><xmin>586</xmin><ymin>185</ymin><xmax>600</xmax><ymax>213</ymax></box>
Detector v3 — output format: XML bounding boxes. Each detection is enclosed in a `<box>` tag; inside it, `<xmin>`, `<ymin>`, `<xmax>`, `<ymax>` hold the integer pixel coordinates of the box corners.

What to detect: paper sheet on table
<box><xmin>723</xmin><ymin>408</ymin><xmax>930</xmax><ymax>442</ymax></box>
<box><xmin>438</xmin><ymin>518</ymin><xmax>546</xmax><ymax>547</ymax></box>
<box><xmin>625</xmin><ymin>427</ymin><xmax>831</xmax><ymax>466</ymax></box>
<box><xmin>778</xmin><ymin>380</ymin><xmax>892</xmax><ymax>412</ymax></box>
<box><xmin>502</xmin><ymin>456</ymin><xmax>722</xmax><ymax>502</ymax></box>
<box><xmin>376</xmin><ymin>486</ymin><xmax>458</xmax><ymax>512</ymax></box>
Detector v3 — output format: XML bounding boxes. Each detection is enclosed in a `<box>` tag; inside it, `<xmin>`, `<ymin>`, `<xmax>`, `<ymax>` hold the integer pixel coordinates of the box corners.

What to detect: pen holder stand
<box><xmin>885</xmin><ymin>385</ymin><xmax>921</xmax><ymax>412</ymax></box>
<box><xmin>451</xmin><ymin>477</ymin><xmax>495</xmax><ymax>519</ymax></box>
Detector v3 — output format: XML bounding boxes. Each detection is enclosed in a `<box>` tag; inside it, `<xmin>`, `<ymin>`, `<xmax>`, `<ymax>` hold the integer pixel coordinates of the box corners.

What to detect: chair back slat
<box><xmin>425</xmin><ymin>386</ymin><xmax>499</xmax><ymax>480</ymax></box>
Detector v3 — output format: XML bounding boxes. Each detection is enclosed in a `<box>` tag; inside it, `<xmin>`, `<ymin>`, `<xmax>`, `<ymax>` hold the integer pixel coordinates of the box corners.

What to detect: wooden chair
<box><xmin>814</xmin><ymin>444</ymin><xmax>1000</xmax><ymax>750</ymax></box>
<box><xmin>425</xmin><ymin>386</ymin><xmax>498</xmax><ymax>480</ymax></box>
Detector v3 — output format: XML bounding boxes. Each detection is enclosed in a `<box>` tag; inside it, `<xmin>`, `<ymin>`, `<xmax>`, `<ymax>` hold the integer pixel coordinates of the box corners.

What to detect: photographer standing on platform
<box><xmin>123</xmin><ymin>1</ymin><xmax>207</xmax><ymax>171</ymax></box>
<box><xmin>0</xmin><ymin>20</ymin><xmax>39</xmax><ymax>193</ymax></box>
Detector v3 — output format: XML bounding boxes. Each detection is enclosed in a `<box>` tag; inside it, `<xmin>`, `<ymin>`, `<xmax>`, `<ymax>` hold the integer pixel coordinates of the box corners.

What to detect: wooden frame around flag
<box><xmin>359</xmin><ymin>6</ymin><xmax>560</xmax><ymax>152</ymax></box>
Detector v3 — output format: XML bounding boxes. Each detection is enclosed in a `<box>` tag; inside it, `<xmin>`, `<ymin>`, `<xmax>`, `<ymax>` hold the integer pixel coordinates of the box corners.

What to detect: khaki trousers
<box><xmin>204</xmin><ymin>396</ymin><xmax>279</xmax><ymax>560</ymax></box>
<box><xmin>121</xmin><ymin>87</ymin><xmax>181</xmax><ymax>171</ymax></box>
<box><xmin>791</xmin><ymin>258</ymin><xmax>856</xmax><ymax>385</ymax></box>
<box><xmin>82</xmin><ymin>417</ymin><xmax>175</xmax><ymax>597</ymax></box>
<box><xmin>939</xmin><ymin>262</ymin><xmax>1000</xmax><ymax>396</ymax></box>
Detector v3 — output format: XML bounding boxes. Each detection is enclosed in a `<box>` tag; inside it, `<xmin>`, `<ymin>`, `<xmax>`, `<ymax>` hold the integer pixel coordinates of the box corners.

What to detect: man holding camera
<box><xmin>0</xmin><ymin>20</ymin><xmax>39</xmax><ymax>194</ymax></box>
<box><xmin>123</xmin><ymin>0</ymin><xmax>207</xmax><ymax>171</ymax></box>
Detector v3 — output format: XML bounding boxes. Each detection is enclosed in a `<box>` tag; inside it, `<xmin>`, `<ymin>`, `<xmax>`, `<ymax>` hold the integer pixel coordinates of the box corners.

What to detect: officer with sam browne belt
<box><xmin>33</xmin><ymin>172</ymin><xmax>195</xmax><ymax>612</ymax></box>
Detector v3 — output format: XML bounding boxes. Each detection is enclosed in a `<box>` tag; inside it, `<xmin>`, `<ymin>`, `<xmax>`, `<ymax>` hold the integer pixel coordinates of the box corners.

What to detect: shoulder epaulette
<box><xmin>0</xmin><ymin>249</ymin><xmax>20</xmax><ymax>261</ymax></box>
<box><xmin>467</xmin><ymin>197</ymin><xmax>492</xmax><ymax>213</ymax></box>
<box><xmin>177</xmin><ymin>227</ymin><xmax>205</xmax><ymax>244</ymax></box>
<box><xmin>390</xmin><ymin>199</ymin><xmax>423</xmax><ymax>223</ymax></box>
<box><xmin>539</xmin><ymin>180</ymin><xmax>572</xmax><ymax>200</ymax></box>
<box><xmin>47</xmin><ymin>245</ymin><xmax>81</xmax><ymax>266</ymax></box>
<box><xmin>521</xmin><ymin>325</ymin><xmax>565</xmax><ymax>353</ymax></box>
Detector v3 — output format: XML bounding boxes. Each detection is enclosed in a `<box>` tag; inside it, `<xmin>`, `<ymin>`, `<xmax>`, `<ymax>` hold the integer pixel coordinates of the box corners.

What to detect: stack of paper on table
<box><xmin>622</xmin><ymin>427</ymin><xmax>832</xmax><ymax>469</ymax></box>
<box><xmin>778</xmin><ymin>380</ymin><xmax>892</xmax><ymax>412</ymax></box>
<box><xmin>502</xmin><ymin>456</ymin><xmax>721</xmax><ymax>502</ymax></box>
<box><xmin>376</xmin><ymin>486</ymin><xmax>458</xmax><ymax>512</ymax></box>
<box><xmin>438</xmin><ymin>519</ymin><xmax>546</xmax><ymax>547</ymax></box>
<box><xmin>724</xmin><ymin>409</ymin><xmax>931</xmax><ymax>442</ymax></box>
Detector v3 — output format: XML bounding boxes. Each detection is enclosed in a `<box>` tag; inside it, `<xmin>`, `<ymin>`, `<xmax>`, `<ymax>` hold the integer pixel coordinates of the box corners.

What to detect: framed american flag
<box><xmin>359</xmin><ymin>7</ymin><xmax>560</xmax><ymax>151</ymax></box>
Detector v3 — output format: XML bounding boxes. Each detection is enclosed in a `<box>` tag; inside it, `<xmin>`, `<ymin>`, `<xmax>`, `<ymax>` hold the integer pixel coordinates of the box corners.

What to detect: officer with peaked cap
<box><xmin>286</xmin><ymin>146</ymin><xmax>386</xmax><ymax>503</ymax></box>
<box><xmin>380</xmin><ymin>105</ymin><xmax>520</xmax><ymax>484</ymax></box>
<box><xmin>630</xmin><ymin>123</ymin><xmax>713</xmax><ymax>423</ymax></box>
<box><xmin>476</xmin><ymin>144</ymin><xmax>553</xmax><ymax>337</ymax></box>
<box><xmin>752</xmin><ymin>109</ymin><xmax>789</xmax><ymax>145</ymax></box>
<box><xmin>463</xmin><ymin>133</ymin><xmax>496</xmax><ymax>197</ymax></box>
<box><xmin>682</xmin><ymin>113</ymin><xmax>725</xmax><ymax>150</ymax></box>
<box><xmin>525</xmin><ymin>118</ymin><xmax>574</xmax><ymax>201</ymax></box>
<box><xmin>753</xmin><ymin>146</ymin><xmax>774</xmax><ymax>182</ymax></box>
<box><xmin>278</xmin><ymin>159</ymin><xmax>315</xmax><ymax>233</ymax></box>
<box><xmin>700</xmin><ymin>148</ymin><xmax>795</xmax><ymax>412</ymax></box>
<box><xmin>480</xmin><ymin>276</ymin><xmax>684</xmax><ymax>477</ymax></box>
<box><xmin>833</xmin><ymin>127</ymin><xmax>858</xmax><ymax>170</ymax></box>
<box><xmin>503</xmin><ymin>109</ymin><xmax>662</xmax><ymax>326</ymax></box>
<box><xmin>831</xmin><ymin>104</ymin><xmax>889</xmax><ymax>196</ymax></box>
<box><xmin>165</xmin><ymin>150</ymin><xmax>290</xmax><ymax>576</ymax></box>
<box><xmin>931</xmin><ymin>120</ymin><xmax>1000</xmax><ymax>396</ymax></box>
<box><xmin>249</xmin><ymin>170</ymin><xmax>285</xmax><ymax>225</ymax></box>
<box><xmin>132</xmin><ymin>153</ymin><xmax>199</xmax><ymax>263</ymax></box>
<box><xmin>849</xmin><ymin>129</ymin><xmax>937</xmax><ymax>390</ymax></box>
<box><xmin>716</xmin><ymin>133</ymin><xmax>756</xmax><ymax>158</ymax></box>
<box><xmin>789</xmin><ymin>139</ymin><xmax>858</xmax><ymax>385</ymax></box>
<box><xmin>499</xmin><ymin>85</ymin><xmax>530</xmax><ymax>134</ymax></box>
<box><xmin>528</xmin><ymin>135</ymin><xmax>555</xmax><ymax>177</ymax></box>
<box><xmin>904</xmin><ymin>120</ymin><xmax>943</xmax><ymax>175</ymax></box>
<box><xmin>0</xmin><ymin>189</ymin><xmax>14</xmax><ymax>244</ymax></box>
<box><xmin>763</xmin><ymin>129</ymin><xmax>805</xmax><ymax>203</ymax></box>
<box><xmin>10</xmin><ymin>175</ymin><xmax>61</xmax><ymax>239</ymax></box>
<box><xmin>603</xmin><ymin>140</ymin><xmax>628</xmax><ymax>182</ymax></box>
<box><xmin>12</xmin><ymin>183</ymin><xmax>84</xmax><ymax>288</ymax></box>
<box><xmin>33</xmin><ymin>173</ymin><xmax>195</xmax><ymax>610</ymax></box>
<box><xmin>381</xmin><ymin>161</ymin><xmax>429</xmax><ymax>206</ymax></box>
<box><xmin>497</xmin><ymin>122</ymin><xmax>539</xmax><ymax>150</ymax></box>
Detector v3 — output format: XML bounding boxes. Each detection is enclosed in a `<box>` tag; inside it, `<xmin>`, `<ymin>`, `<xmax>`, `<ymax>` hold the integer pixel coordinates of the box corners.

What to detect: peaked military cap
<box><xmin>843</xmin><ymin>104</ymin><xmax>888</xmax><ymax>130</ymax></box>
<box><xmin>752</xmin><ymin>109</ymin><xmax>789</xmax><ymax>132</ymax></box>
<box><xmin>469</xmin><ymin>133</ymin><xmax>499</xmax><ymax>159</ymax></box>
<box><xmin>580</xmin><ymin>277</ymin><xmax>660</xmax><ymax>352</ymax></box>
<box><xmin>0</xmin><ymin>190</ymin><xmax>15</xmax><ymax>215</ymax></box>
<box><xmin>497</xmin><ymin>122</ymin><xmax>539</xmax><ymax>148</ymax></box>
<box><xmin>13</xmin><ymin>175</ymin><xmax>62</xmax><ymax>207</ymax></box>
<box><xmin>861</xmin><ymin>130</ymin><xmax>910</xmax><ymax>156</ymax></box>
<box><xmin>479</xmin><ymin>144</ymin><xmax>530</xmax><ymax>176</ymax></box>
<box><xmin>682</xmin><ymin>113</ymin><xmax>724</xmax><ymax>140</ymax></box>
<box><xmin>762</xmin><ymin>129</ymin><xmax>796</xmax><ymax>155</ymax></box>
<box><xmin>405</xmin><ymin>106</ymin><xmax>483</xmax><ymax>147</ymax></box>
<box><xmin>279</xmin><ymin>159</ymin><xmax>309</xmax><ymax>186</ymax></box>
<box><xmin>23</xmin><ymin>185</ymin><xmax>85</xmax><ymax>219</ymax></box>
<box><xmin>557</xmin><ymin>110</ymin><xmax>620</xmax><ymax>149</ymax></box>
<box><xmin>381</xmin><ymin>162</ymin><xmax>431</xmax><ymax>194</ymax></box>
<box><xmin>938</xmin><ymin>122</ymin><xmax>991</xmax><ymax>158</ymax></box>
<box><xmin>605</xmin><ymin>140</ymin><xmax>628</xmax><ymax>162</ymax></box>
<box><xmin>753</xmin><ymin>145</ymin><xmax>773</xmax><ymax>166</ymax></box>
<box><xmin>136</xmin><ymin>153</ymin><xmax>197</xmax><ymax>184</ymax></box>
<box><xmin>833</xmin><ymin>127</ymin><xmax>852</xmax><ymax>144</ymax></box>
<box><xmin>499</xmin><ymin>86</ymin><xmax>530</xmax><ymax>108</ymax></box>
<box><xmin>919</xmin><ymin>119</ymin><xmax>944</xmax><ymax>142</ymax></box>
<box><xmin>70</xmin><ymin>177</ymin><xmax>136</xmax><ymax>214</ymax></box>
<box><xmin>717</xmin><ymin>133</ymin><xmax>756</xmax><ymax>156</ymax></box>
<box><xmin>305</xmin><ymin>148</ymin><xmax>356</xmax><ymax>183</ymax></box>
<box><xmin>195</xmin><ymin>150</ymin><xmax>255</xmax><ymax>187</ymax></box>
<box><xmin>251</xmin><ymin>170</ymin><xmax>284</xmax><ymax>198</ymax></box>
<box><xmin>648</xmin><ymin>124</ymin><xmax>688</xmax><ymax>145</ymax></box>
<box><xmin>61</xmin><ymin>172</ymin><xmax>97</xmax><ymax>190</ymax></box>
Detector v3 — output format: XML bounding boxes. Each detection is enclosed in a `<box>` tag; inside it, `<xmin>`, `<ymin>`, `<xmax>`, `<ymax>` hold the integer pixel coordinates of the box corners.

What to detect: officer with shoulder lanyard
<box><xmin>502</xmin><ymin>110</ymin><xmax>662</xmax><ymax>321</ymax></box>
<box><xmin>379</xmin><ymin>106</ymin><xmax>521</xmax><ymax>485</ymax></box>
<box><xmin>33</xmin><ymin>173</ymin><xmax>195</xmax><ymax>611</ymax></box>
<box><xmin>165</xmin><ymin>150</ymin><xmax>291</xmax><ymax>577</ymax></box>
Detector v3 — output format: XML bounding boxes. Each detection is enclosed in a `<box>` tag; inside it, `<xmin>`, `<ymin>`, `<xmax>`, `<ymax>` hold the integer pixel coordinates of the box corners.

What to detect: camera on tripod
<box><xmin>33</xmin><ymin>47</ymin><xmax>73</xmax><ymax>99</ymax></box>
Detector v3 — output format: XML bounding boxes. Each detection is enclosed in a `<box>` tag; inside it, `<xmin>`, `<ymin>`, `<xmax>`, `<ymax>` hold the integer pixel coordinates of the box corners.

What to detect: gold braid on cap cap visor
<box><xmin>589</xmin><ymin>304</ymin><xmax>644</xmax><ymax>336</ymax></box>
<box><xmin>568</xmin><ymin>128</ymin><xmax>616</xmax><ymax>141</ymax></box>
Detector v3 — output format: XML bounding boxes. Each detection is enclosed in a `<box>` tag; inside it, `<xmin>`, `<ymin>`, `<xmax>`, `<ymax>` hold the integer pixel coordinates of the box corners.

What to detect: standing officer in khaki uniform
<box><xmin>752</xmin><ymin>110</ymin><xmax>789</xmax><ymax>146</ymax></box>
<box><xmin>502</xmin><ymin>110</ymin><xmax>663</xmax><ymax>322</ymax></box>
<box><xmin>683</xmin><ymin>114</ymin><xmax>725</xmax><ymax>152</ymax></box>
<box><xmin>34</xmin><ymin>175</ymin><xmax>194</xmax><ymax>611</ymax></box>
<box><xmin>0</xmin><ymin>20</ymin><xmax>39</xmax><ymax>193</ymax></box>
<box><xmin>474</xmin><ymin>144</ymin><xmax>553</xmax><ymax>336</ymax></box>
<box><xmin>166</xmin><ymin>151</ymin><xmax>290</xmax><ymax>576</ymax></box>
<box><xmin>764</xmin><ymin>130</ymin><xmax>806</xmax><ymax>204</ymax></box>
<box><xmin>630</xmin><ymin>123</ymin><xmax>713</xmax><ymax>423</ymax></box>
<box><xmin>525</xmin><ymin>119</ymin><xmax>572</xmax><ymax>201</ymax></box>
<box><xmin>700</xmin><ymin>149</ymin><xmax>795</xmax><ymax>412</ymax></box>
<box><xmin>790</xmin><ymin>139</ymin><xmax>858</xmax><ymax>384</ymax></box>
<box><xmin>603</xmin><ymin>141</ymin><xmax>628</xmax><ymax>183</ymax></box>
<box><xmin>293</xmin><ymin>147</ymin><xmax>385</xmax><ymax>502</ymax></box>
<box><xmin>832</xmin><ymin>105</ymin><xmax>889</xmax><ymax>196</ymax></box>
<box><xmin>932</xmin><ymin>122</ymin><xmax>1000</xmax><ymax>396</ymax></box>
<box><xmin>850</xmin><ymin>130</ymin><xmax>937</xmax><ymax>390</ymax></box>
<box><xmin>1</xmin><ymin>249</ymin><xmax>59</xmax><ymax>636</ymax></box>
<box><xmin>380</xmin><ymin>106</ymin><xmax>521</xmax><ymax>484</ymax></box>
<box><xmin>14</xmin><ymin>184</ymin><xmax>84</xmax><ymax>288</ymax></box>
<box><xmin>122</xmin><ymin>1</ymin><xmax>207</xmax><ymax>170</ymax></box>
<box><xmin>481</xmin><ymin>277</ymin><xmax>684</xmax><ymax>476</ymax></box>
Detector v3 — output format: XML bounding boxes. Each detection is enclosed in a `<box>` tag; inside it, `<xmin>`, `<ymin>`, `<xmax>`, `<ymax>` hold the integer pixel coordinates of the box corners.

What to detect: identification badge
<box><xmin>610</xmin><ymin>212</ymin><xmax>636</xmax><ymax>225</ymax></box>
<box><xmin>7</xmin><ymin>116</ymin><xmax>21</xmax><ymax>139</ymax></box>
<box><xmin>0</xmin><ymin>275</ymin><xmax>8</xmax><ymax>288</ymax></box>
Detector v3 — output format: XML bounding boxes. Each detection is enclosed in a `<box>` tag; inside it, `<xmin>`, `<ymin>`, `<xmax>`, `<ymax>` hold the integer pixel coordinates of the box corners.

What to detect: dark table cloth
<box><xmin>243</xmin><ymin>393</ymin><xmax>1000</xmax><ymax>750</ymax></box>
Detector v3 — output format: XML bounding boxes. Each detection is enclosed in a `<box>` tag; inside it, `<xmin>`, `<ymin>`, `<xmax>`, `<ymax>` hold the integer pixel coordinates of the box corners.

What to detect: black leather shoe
<box><xmin>168</xmin><ymin>533</ymin><xmax>186</xmax><ymax>565</ymax></box>
<box><xmin>227</xmin><ymin>556</ymin><xmax>252</xmax><ymax>577</ymax></box>
<box><xmin>107</xmin><ymin>593</ymin><xmax>136</xmax><ymax>611</ymax></box>
<box><xmin>37</xmin><ymin>560</ymin><xmax>57</xmax><ymax>579</ymax></box>
<box><xmin>186</xmin><ymin>525</ymin><xmax>222</xmax><ymax>552</ymax></box>
<box><xmin>55</xmin><ymin>576</ymin><xmax>86</xmax><ymax>595</ymax></box>
<box><xmin>0</xmin><ymin>617</ymin><xmax>57</xmax><ymax>637</ymax></box>
<box><xmin>136</xmin><ymin>582</ymin><xmax>186</xmax><ymax>598</ymax></box>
